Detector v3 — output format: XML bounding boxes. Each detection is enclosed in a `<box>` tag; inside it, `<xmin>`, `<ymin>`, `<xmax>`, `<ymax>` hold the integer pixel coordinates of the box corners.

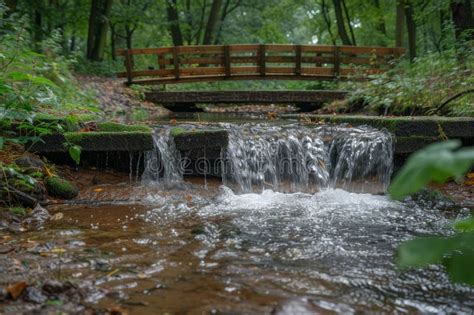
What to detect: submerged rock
<box><xmin>45</xmin><ymin>176</ymin><xmax>78</xmax><ymax>199</ymax></box>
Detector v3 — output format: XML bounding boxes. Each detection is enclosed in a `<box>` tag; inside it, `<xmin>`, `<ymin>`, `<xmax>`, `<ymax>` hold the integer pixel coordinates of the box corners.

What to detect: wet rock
<box><xmin>42</xmin><ymin>280</ymin><xmax>66</xmax><ymax>295</ymax></box>
<box><xmin>272</xmin><ymin>298</ymin><xmax>324</xmax><ymax>315</ymax></box>
<box><xmin>23</xmin><ymin>286</ymin><xmax>47</xmax><ymax>304</ymax></box>
<box><xmin>25</xmin><ymin>204</ymin><xmax>50</xmax><ymax>229</ymax></box>
<box><xmin>45</xmin><ymin>176</ymin><xmax>78</xmax><ymax>199</ymax></box>
<box><xmin>15</xmin><ymin>156</ymin><xmax>46</xmax><ymax>173</ymax></box>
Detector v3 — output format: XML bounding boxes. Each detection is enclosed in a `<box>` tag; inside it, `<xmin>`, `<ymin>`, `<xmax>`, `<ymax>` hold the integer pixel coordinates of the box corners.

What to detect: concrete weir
<box><xmin>31</xmin><ymin>116</ymin><xmax>473</xmax><ymax>174</ymax></box>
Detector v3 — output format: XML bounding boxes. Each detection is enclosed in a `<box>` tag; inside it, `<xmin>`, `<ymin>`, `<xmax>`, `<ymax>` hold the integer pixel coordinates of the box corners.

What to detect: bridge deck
<box><xmin>116</xmin><ymin>44</ymin><xmax>404</xmax><ymax>85</ymax></box>
<box><xmin>145</xmin><ymin>90</ymin><xmax>347</xmax><ymax>104</ymax></box>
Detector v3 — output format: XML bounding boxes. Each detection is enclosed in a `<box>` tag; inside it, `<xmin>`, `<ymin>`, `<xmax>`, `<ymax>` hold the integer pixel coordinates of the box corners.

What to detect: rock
<box><xmin>272</xmin><ymin>298</ymin><xmax>324</xmax><ymax>315</ymax></box>
<box><xmin>45</xmin><ymin>176</ymin><xmax>79</xmax><ymax>199</ymax></box>
<box><xmin>42</xmin><ymin>280</ymin><xmax>67</xmax><ymax>295</ymax></box>
<box><xmin>23</xmin><ymin>286</ymin><xmax>47</xmax><ymax>304</ymax></box>
<box><xmin>15</xmin><ymin>156</ymin><xmax>46</xmax><ymax>172</ymax></box>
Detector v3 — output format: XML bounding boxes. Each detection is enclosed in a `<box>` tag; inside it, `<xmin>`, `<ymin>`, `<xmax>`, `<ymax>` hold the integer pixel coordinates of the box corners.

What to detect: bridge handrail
<box><xmin>116</xmin><ymin>44</ymin><xmax>405</xmax><ymax>85</ymax></box>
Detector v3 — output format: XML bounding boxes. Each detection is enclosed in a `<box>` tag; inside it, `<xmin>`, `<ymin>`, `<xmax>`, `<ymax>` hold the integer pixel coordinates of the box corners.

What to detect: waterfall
<box><xmin>221</xmin><ymin>123</ymin><xmax>393</xmax><ymax>193</ymax></box>
<box><xmin>142</xmin><ymin>128</ymin><xmax>182</xmax><ymax>185</ymax></box>
<box><xmin>143</xmin><ymin>123</ymin><xmax>393</xmax><ymax>193</ymax></box>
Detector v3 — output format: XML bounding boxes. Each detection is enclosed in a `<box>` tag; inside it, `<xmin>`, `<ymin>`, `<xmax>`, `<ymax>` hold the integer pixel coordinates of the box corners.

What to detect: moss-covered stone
<box><xmin>171</xmin><ymin>128</ymin><xmax>228</xmax><ymax>151</ymax></box>
<box><xmin>283</xmin><ymin>114</ymin><xmax>474</xmax><ymax>139</ymax></box>
<box><xmin>97</xmin><ymin>122</ymin><xmax>152</xmax><ymax>132</ymax></box>
<box><xmin>64</xmin><ymin>131</ymin><xmax>153</xmax><ymax>152</ymax></box>
<box><xmin>45</xmin><ymin>176</ymin><xmax>78</xmax><ymax>199</ymax></box>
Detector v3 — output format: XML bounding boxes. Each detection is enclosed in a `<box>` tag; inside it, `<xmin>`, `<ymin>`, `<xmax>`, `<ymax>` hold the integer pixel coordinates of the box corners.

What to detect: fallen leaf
<box><xmin>108</xmin><ymin>306</ymin><xmax>129</xmax><ymax>315</ymax></box>
<box><xmin>50</xmin><ymin>212</ymin><xmax>64</xmax><ymax>221</ymax></box>
<box><xmin>467</xmin><ymin>173</ymin><xmax>474</xmax><ymax>179</ymax></box>
<box><xmin>7</xmin><ymin>282</ymin><xmax>27</xmax><ymax>300</ymax></box>
<box><xmin>185</xmin><ymin>195</ymin><xmax>193</xmax><ymax>203</ymax></box>
<box><xmin>93</xmin><ymin>188</ymin><xmax>104</xmax><ymax>192</ymax></box>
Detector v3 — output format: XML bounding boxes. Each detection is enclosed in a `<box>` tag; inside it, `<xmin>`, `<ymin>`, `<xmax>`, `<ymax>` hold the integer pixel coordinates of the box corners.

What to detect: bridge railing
<box><xmin>116</xmin><ymin>44</ymin><xmax>405</xmax><ymax>85</ymax></box>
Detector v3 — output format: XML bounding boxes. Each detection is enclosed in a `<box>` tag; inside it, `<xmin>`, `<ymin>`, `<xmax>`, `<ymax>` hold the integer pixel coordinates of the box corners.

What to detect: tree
<box><xmin>395</xmin><ymin>0</ymin><xmax>405</xmax><ymax>47</ymax></box>
<box><xmin>166</xmin><ymin>0</ymin><xmax>183</xmax><ymax>46</ymax></box>
<box><xmin>405</xmin><ymin>1</ymin><xmax>416</xmax><ymax>61</ymax></box>
<box><xmin>450</xmin><ymin>0</ymin><xmax>474</xmax><ymax>42</ymax></box>
<box><xmin>332</xmin><ymin>0</ymin><xmax>352</xmax><ymax>45</ymax></box>
<box><xmin>87</xmin><ymin>0</ymin><xmax>114</xmax><ymax>61</ymax></box>
<box><xmin>203</xmin><ymin>0</ymin><xmax>222</xmax><ymax>44</ymax></box>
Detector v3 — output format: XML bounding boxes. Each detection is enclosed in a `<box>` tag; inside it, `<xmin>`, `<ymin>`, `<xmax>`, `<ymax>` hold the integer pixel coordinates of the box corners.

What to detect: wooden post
<box><xmin>295</xmin><ymin>45</ymin><xmax>302</xmax><ymax>76</ymax></box>
<box><xmin>172</xmin><ymin>46</ymin><xmax>180</xmax><ymax>80</ymax></box>
<box><xmin>158</xmin><ymin>54</ymin><xmax>165</xmax><ymax>70</ymax></box>
<box><xmin>259</xmin><ymin>44</ymin><xmax>266</xmax><ymax>76</ymax></box>
<box><xmin>224</xmin><ymin>45</ymin><xmax>231</xmax><ymax>77</ymax></box>
<box><xmin>124</xmin><ymin>50</ymin><xmax>133</xmax><ymax>85</ymax></box>
<box><xmin>316</xmin><ymin>52</ymin><xmax>322</xmax><ymax>67</ymax></box>
<box><xmin>333</xmin><ymin>46</ymin><xmax>340</xmax><ymax>78</ymax></box>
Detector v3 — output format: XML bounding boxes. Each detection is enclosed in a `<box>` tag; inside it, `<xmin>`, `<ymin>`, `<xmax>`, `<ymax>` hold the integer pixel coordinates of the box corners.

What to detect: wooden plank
<box><xmin>230</xmin><ymin>66</ymin><xmax>259</xmax><ymax>74</ymax></box>
<box><xmin>180</xmin><ymin>67</ymin><xmax>225</xmax><ymax>76</ymax></box>
<box><xmin>266</xmin><ymin>56</ymin><xmax>296</xmax><ymax>63</ymax></box>
<box><xmin>265</xmin><ymin>44</ymin><xmax>297</xmax><ymax>52</ymax></box>
<box><xmin>230</xmin><ymin>56</ymin><xmax>258</xmax><ymax>64</ymax></box>
<box><xmin>124</xmin><ymin>50</ymin><xmax>134</xmax><ymax>84</ymax></box>
<box><xmin>259</xmin><ymin>44</ymin><xmax>266</xmax><ymax>76</ymax></box>
<box><xmin>224</xmin><ymin>45</ymin><xmax>231</xmax><ymax>77</ymax></box>
<box><xmin>179</xmin><ymin>57</ymin><xmax>223</xmax><ymax>65</ymax></box>
<box><xmin>266</xmin><ymin>67</ymin><xmax>296</xmax><ymax>74</ymax></box>
<box><xmin>116</xmin><ymin>47</ymin><xmax>172</xmax><ymax>56</ymax></box>
<box><xmin>229</xmin><ymin>44</ymin><xmax>260</xmax><ymax>52</ymax></box>
<box><xmin>301</xmin><ymin>45</ymin><xmax>336</xmax><ymax>53</ymax></box>
<box><xmin>295</xmin><ymin>45</ymin><xmax>302</xmax><ymax>75</ymax></box>
<box><xmin>177</xmin><ymin>45</ymin><xmax>224</xmax><ymax>54</ymax></box>
<box><xmin>145</xmin><ymin>90</ymin><xmax>348</xmax><ymax>104</ymax></box>
<box><xmin>301</xmin><ymin>67</ymin><xmax>335</xmax><ymax>76</ymax></box>
<box><xmin>117</xmin><ymin>68</ymin><xmax>175</xmax><ymax>78</ymax></box>
<box><xmin>333</xmin><ymin>46</ymin><xmax>340</xmax><ymax>77</ymax></box>
<box><xmin>172</xmin><ymin>46</ymin><xmax>180</xmax><ymax>79</ymax></box>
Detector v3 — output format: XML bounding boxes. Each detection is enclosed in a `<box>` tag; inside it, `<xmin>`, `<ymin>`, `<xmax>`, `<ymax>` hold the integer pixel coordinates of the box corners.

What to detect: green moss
<box><xmin>45</xmin><ymin>176</ymin><xmax>78</xmax><ymax>199</ymax></box>
<box><xmin>170</xmin><ymin>127</ymin><xmax>186</xmax><ymax>137</ymax></box>
<box><xmin>97</xmin><ymin>122</ymin><xmax>151</xmax><ymax>132</ymax></box>
<box><xmin>9</xmin><ymin>207</ymin><xmax>26</xmax><ymax>217</ymax></box>
<box><xmin>64</xmin><ymin>131</ymin><xmax>153</xmax><ymax>151</ymax></box>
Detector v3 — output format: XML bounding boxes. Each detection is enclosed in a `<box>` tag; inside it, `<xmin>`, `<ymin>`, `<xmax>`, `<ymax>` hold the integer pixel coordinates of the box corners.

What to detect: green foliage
<box><xmin>346</xmin><ymin>50</ymin><xmax>474</xmax><ymax>116</ymax></box>
<box><xmin>45</xmin><ymin>176</ymin><xmax>78</xmax><ymax>199</ymax></box>
<box><xmin>68</xmin><ymin>145</ymin><xmax>81</xmax><ymax>165</ymax></box>
<box><xmin>97</xmin><ymin>122</ymin><xmax>152</xmax><ymax>132</ymax></box>
<box><xmin>390</xmin><ymin>141</ymin><xmax>474</xmax><ymax>286</ymax></box>
<box><xmin>389</xmin><ymin>140</ymin><xmax>474</xmax><ymax>199</ymax></box>
<box><xmin>9</xmin><ymin>207</ymin><xmax>26</xmax><ymax>217</ymax></box>
<box><xmin>0</xmin><ymin>6</ymin><xmax>95</xmax><ymax>163</ymax></box>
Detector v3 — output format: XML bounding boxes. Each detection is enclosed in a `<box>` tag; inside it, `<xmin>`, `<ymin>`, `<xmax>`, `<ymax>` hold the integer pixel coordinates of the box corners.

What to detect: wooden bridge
<box><xmin>116</xmin><ymin>44</ymin><xmax>404</xmax><ymax>85</ymax></box>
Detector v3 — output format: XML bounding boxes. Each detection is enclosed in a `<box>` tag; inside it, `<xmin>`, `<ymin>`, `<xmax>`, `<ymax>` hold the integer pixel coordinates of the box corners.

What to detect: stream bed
<box><xmin>1</xmin><ymin>122</ymin><xmax>473</xmax><ymax>314</ymax></box>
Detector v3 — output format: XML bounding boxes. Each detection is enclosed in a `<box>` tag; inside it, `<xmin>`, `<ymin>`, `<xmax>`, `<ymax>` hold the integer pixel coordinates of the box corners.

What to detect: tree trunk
<box><xmin>321</xmin><ymin>0</ymin><xmax>336</xmax><ymax>45</ymax></box>
<box><xmin>450</xmin><ymin>0</ymin><xmax>474</xmax><ymax>42</ymax></box>
<box><xmin>203</xmin><ymin>0</ymin><xmax>223</xmax><ymax>45</ymax></box>
<box><xmin>405</xmin><ymin>1</ymin><xmax>416</xmax><ymax>61</ymax></box>
<box><xmin>166</xmin><ymin>0</ymin><xmax>183</xmax><ymax>46</ymax></box>
<box><xmin>372</xmin><ymin>0</ymin><xmax>386</xmax><ymax>35</ymax></box>
<box><xmin>395</xmin><ymin>0</ymin><xmax>404</xmax><ymax>47</ymax></box>
<box><xmin>89</xmin><ymin>0</ymin><xmax>113</xmax><ymax>61</ymax></box>
<box><xmin>110</xmin><ymin>23</ymin><xmax>116</xmax><ymax>60</ymax></box>
<box><xmin>332</xmin><ymin>0</ymin><xmax>352</xmax><ymax>45</ymax></box>
<box><xmin>342</xmin><ymin>0</ymin><xmax>356</xmax><ymax>45</ymax></box>
<box><xmin>33</xmin><ymin>8</ymin><xmax>43</xmax><ymax>51</ymax></box>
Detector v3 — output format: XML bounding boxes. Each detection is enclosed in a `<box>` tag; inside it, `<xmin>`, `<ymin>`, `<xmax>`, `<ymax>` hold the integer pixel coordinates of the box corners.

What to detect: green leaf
<box><xmin>445</xmin><ymin>253</ymin><xmax>474</xmax><ymax>285</ymax></box>
<box><xmin>454</xmin><ymin>217</ymin><xmax>474</xmax><ymax>233</ymax></box>
<box><xmin>0</xmin><ymin>137</ymin><xmax>3</xmax><ymax>150</ymax></box>
<box><xmin>389</xmin><ymin>141</ymin><xmax>474</xmax><ymax>200</ymax></box>
<box><xmin>68</xmin><ymin>145</ymin><xmax>81</xmax><ymax>165</ymax></box>
<box><xmin>396</xmin><ymin>236</ymin><xmax>452</xmax><ymax>269</ymax></box>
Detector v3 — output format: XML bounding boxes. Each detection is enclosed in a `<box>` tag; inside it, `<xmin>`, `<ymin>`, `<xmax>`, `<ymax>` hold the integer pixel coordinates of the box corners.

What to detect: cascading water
<box><xmin>143</xmin><ymin>123</ymin><xmax>393</xmax><ymax>193</ymax></box>
<box><xmin>142</xmin><ymin>128</ymin><xmax>182</xmax><ymax>185</ymax></box>
<box><xmin>221</xmin><ymin>123</ymin><xmax>393</xmax><ymax>193</ymax></box>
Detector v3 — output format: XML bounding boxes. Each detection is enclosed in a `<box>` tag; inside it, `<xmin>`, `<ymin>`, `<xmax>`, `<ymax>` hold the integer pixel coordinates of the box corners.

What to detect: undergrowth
<box><xmin>344</xmin><ymin>49</ymin><xmax>474</xmax><ymax>116</ymax></box>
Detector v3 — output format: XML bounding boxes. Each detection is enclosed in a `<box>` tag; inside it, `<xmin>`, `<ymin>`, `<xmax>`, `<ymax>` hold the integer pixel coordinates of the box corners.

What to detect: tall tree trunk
<box><xmin>88</xmin><ymin>0</ymin><xmax>113</xmax><ymax>61</ymax></box>
<box><xmin>87</xmin><ymin>0</ymin><xmax>100</xmax><ymax>59</ymax></box>
<box><xmin>341</xmin><ymin>0</ymin><xmax>356</xmax><ymax>45</ymax></box>
<box><xmin>203</xmin><ymin>0</ymin><xmax>222</xmax><ymax>45</ymax></box>
<box><xmin>33</xmin><ymin>8</ymin><xmax>43</xmax><ymax>51</ymax></box>
<box><xmin>450</xmin><ymin>0</ymin><xmax>474</xmax><ymax>42</ymax></box>
<box><xmin>372</xmin><ymin>0</ymin><xmax>386</xmax><ymax>35</ymax></box>
<box><xmin>166</xmin><ymin>0</ymin><xmax>183</xmax><ymax>46</ymax></box>
<box><xmin>395</xmin><ymin>0</ymin><xmax>405</xmax><ymax>47</ymax></box>
<box><xmin>332</xmin><ymin>0</ymin><xmax>352</xmax><ymax>45</ymax></box>
<box><xmin>110</xmin><ymin>23</ymin><xmax>116</xmax><ymax>60</ymax></box>
<box><xmin>194</xmin><ymin>0</ymin><xmax>208</xmax><ymax>44</ymax></box>
<box><xmin>405</xmin><ymin>1</ymin><xmax>416</xmax><ymax>61</ymax></box>
<box><xmin>321</xmin><ymin>0</ymin><xmax>336</xmax><ymax>45</ymax></box>
<box><xmin>4</xmin><ymin>0</ymin><xmax>17</xmax><ymax>16</ymax></box>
